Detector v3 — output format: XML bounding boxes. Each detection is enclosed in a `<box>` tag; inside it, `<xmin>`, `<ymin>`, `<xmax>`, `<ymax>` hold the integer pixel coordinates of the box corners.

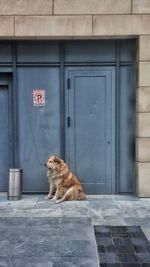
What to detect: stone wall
<box><xmin>0</xmin><ymin>0</ymin><xmax>149</xmax><ymax>196</ymax></box>
<box><xmin>0</xmin><ymin>0</ymin><xmax>149</xmax><ymax>38</ymax></box>
<box><xmin>137</xmin><ymin>36</ymin><xmax>150</xmax><ymax>197</ymax></box>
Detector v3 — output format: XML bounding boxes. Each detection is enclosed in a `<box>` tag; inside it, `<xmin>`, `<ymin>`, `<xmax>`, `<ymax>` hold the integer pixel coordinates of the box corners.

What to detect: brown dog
<box><xmin>45</xmin><ymin>155</ymin><xmax>86</xmax><ymax>203</ymax></box>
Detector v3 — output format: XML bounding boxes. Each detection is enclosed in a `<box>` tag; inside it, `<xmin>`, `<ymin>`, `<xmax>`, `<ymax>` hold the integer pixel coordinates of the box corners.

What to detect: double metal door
<box><xmin>17</xmin><ymin>66</ymin><xmax>115</xmax><ymax>194</ymax></box>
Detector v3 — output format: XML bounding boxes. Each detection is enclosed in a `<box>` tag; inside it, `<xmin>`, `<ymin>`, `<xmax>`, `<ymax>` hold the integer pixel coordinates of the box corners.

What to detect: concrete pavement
<box><xmin>0</xmin><ymin>194</ymin><xmax>150</xmax><ymax>266</ymax></box>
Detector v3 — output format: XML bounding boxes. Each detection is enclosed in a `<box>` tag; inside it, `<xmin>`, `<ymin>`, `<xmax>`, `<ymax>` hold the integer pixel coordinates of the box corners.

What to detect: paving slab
<box><xmin>0</xmin><ymin>216</ymin><xmax>99</xmax><ymax>266</ymax></box>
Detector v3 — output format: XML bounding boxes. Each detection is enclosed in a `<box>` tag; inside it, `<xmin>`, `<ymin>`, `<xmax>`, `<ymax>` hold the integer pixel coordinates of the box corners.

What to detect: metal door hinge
<box><xmin>67</xmin><ymin>78</ymin><xmax>70</xmax><ymax>89</ymax></box>
<box><xmin>67</xmin><ymin>117</ymin><xmax>71</xmax><ymax>127</ymax></box>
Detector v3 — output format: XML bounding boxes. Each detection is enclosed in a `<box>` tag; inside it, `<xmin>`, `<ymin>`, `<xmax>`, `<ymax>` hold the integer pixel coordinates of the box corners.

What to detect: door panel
<box><xmin>65</xmin><ymin>67</ymin><xmax>115</xmax><ymax>194</ymax></box>
<box><xmin>17</xmin><ymin>67</ymin><xmax>61</xmax><ymax>192</ymax></box>
<box><xmin>64</xmin><ymin>41</ymin><xmax>116</xmax><ymax>63</ymax></box>
<box><xmin>0</xmin><ymin>83</ymin><xmax>9</xmax><ymax>191</ymax></box>
<box><xmin>119</xmin><ymin>66</ymin><xmax>135</xmax><ymax>193</ymax></box>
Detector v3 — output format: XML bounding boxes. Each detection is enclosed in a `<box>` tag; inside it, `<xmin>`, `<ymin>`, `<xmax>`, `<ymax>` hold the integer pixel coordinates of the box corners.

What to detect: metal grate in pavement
<box><xmin>94</xmin><ymin>226</ymin><xmax>150</xmax><ymax>267</ymax></box>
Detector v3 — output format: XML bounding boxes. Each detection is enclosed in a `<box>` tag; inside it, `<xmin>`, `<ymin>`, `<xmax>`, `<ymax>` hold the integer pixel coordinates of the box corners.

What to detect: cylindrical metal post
<box><xmin>7</xmin><ymin>169</ymin><xmax>22</xmax><ymax>200</ymax></box>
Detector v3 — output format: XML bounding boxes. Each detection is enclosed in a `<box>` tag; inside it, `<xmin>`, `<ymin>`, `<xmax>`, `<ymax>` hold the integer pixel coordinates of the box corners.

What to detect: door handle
<box><xmin>67</xmin><ymin>117</ymin><xmax>71</xmax><ymax>128</ymax></box>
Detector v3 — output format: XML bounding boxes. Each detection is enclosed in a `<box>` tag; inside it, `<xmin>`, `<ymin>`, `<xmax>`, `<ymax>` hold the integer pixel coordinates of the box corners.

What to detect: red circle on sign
<box><xmin>33</xmin><ymin>90</ymin><xmax>45</xmax><ymax>106</ymax></box>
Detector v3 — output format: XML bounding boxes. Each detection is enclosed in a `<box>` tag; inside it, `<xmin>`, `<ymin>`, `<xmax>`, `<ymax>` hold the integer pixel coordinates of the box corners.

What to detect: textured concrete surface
<box><xmin>137</xmin><ymin>163</ymin><xmax>150</xmax><ymax>197</ymax></box>
<box><xmin>137</xmin><ymin>87</ymin><xmax>150</xmax><ymax>112</ymax></box>
<box><xmin>0</xmin><ymin>0</ymin><xmax>52</xmax><ymax>15</ymax></box>
<box><xmin>15</xmin><ymin>15</ymin><xmax>92</xmax><ymax>37</ymax></box>
<box><xmin>136</xmin><ymin>137</ymin><xmax>150</xmax><ymax>162</ymax></box>
<box><xmin>139</xmin><ymin>36</ymin><xmax>150</xmax><ymax>61</ymax></box>
<box><xmin>0</xmin><ymin>194</ymin><xmax>150</xmax><ymax>266</ymax></box>
<box><xmin>93</xmin><ymin>15</ymin><xmax>150</xmax><ymax>36</ymax></box>
<box><xmin>133</xmin><ymin>0</ymin><xmax>150</xmax><ymax>14</ymax></box>
<box><xmin>0</xmin><ymin>16</ymin><xmax>14</xmax><ymax>36</ymax></box>
<box><xmin>139</xmin><ymin>61</ymin><xmax>150</xmax><ymax>87</ymax></box>
<box><xmin>137</xmin><ymin>113</ymin><xmax>150</xmax><ymax>137</ymax></box>
<box><xmin>54</xmin><ymin>0</ymin><xmax>131</xmax><ymax>15</ymax></box>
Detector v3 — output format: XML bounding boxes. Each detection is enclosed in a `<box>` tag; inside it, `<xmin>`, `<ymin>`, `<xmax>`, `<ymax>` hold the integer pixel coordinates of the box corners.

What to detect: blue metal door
<box><xmin>65</xmin><ymin>67</ymin><xmax>115</xmax><ymax>194</ymax></box>
<box><xmin>17</xmin><ymin>67</ymin><xmax>61</xmax><ymax>192</ymax></box>
<box><xmin>0</xmin><ymin>75</ymin><xmax>11</xmax><ymax>191</ymax></box>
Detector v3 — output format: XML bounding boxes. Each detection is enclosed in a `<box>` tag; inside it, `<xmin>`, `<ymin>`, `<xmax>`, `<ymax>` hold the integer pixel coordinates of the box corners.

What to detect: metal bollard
<box><xmin>7</xmin><ymin>169</ymin><xmax>22</xmax><ymax>200</ymax></box>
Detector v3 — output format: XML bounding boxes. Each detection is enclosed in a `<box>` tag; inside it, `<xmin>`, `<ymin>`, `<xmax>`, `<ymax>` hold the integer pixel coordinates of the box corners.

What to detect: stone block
<box><xmin>137</xmin><ymin>87</ymin><xmax>150</xmax><ymax>112</ymax></box>
<box><xmin>133</xmin><ymin>0</ymin><xmax>150</xmax><ymax>14</ymax></box>
<box><xmin>93</xmin><ymin>15</ymin><xmax>150</xmax><ymax>36</ymax></box>
<box><xmin>0</xmin><ymin>0</ymin><xmax>52</xmax><ymax>15</ymax></box>
<box><xmin>139</xmin><ymin>62</ymin><xmax>150</xmax><ymax>87</ymax></box>
<box><xmin>15</xmin><ymin>15</ymin><xmax>92</xmax><ymax>37</ymax></box>
<box><xmin>0</xmin><ymin>16</ymin><xmax>14</xmax><ymax>36</ymax></box>
<box><xmin>136</xmin><ymin>138</ymin><xmax>150</xmax><ymax>162</ymax></box>
<box><xmin>54</xmin><ymin>0</ymin><xmax>131</xmax><ymax>14</ymax></box>
<box><xmin>137</xmin><ymin>113</ymin><xmax>150</xmax><ymax>137</ymax></box>
<box><xmin>137</xmin><ymin>163</ymin><xmax>150</xmax><ymax>197</ymax></box>
<box><xmin>139</xmin><ymin>36</ymin><xmax>150</xmax><ymax>61</ymax></box>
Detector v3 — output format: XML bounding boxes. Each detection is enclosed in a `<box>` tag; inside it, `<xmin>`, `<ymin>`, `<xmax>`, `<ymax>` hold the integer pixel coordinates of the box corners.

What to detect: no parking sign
<box><xmin>33</xmin><ymin>90</ymin><xmax>45</xmax><ymax>106</ymax></box>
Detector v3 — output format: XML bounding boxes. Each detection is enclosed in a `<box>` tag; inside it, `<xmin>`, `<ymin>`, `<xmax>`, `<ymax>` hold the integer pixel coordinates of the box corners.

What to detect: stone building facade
<box><xmin>0</xmin><ymin>0</ymin><xmax>150</xmax><ymax>196</ymax></box>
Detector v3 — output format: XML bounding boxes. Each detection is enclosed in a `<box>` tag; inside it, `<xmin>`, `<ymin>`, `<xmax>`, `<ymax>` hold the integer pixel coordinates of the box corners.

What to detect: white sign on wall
<box><xmin>33</xmin><ymin>89</ymin><xmax>45</xmax><ymax>106</ymax></box>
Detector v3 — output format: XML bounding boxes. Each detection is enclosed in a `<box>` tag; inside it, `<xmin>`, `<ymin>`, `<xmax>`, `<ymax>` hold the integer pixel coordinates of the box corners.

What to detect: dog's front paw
<box><xmin>51</xmin><ymin>196</ymin><xmax>57</xmax><ymax>201</ymax></box>
<box><xmin>44</xmin><ymin>195</ymin><xmax>50</xmax><ymax>199</ymax></box>
<box><xmin>44</xmin><ymin>194</ymin><xmax>51</xmax><ymax>199</ymax></box>
<box><xmin>55</xmin><ymin>198</ymin><xmax>64</xmax><ymax>204</ymax></box>
<box><xmin>55</xmin><ymin>200</ymin><xmax>61</xmax><ymax>204</ymax></box>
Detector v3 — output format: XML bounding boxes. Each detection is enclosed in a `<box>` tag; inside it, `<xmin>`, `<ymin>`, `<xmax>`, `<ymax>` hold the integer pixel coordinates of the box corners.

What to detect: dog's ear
<box><xmin>53</xmin><ymin>156</ymin><xmax>61</xmax><ymax>163</ymax></box>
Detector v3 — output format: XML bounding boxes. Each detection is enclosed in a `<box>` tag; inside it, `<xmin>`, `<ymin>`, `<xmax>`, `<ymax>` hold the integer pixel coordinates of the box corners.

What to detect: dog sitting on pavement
<box><xmin>45</xmin><ymin>155</ymin><xmax>86</xmax><ymax>204</ymax></box>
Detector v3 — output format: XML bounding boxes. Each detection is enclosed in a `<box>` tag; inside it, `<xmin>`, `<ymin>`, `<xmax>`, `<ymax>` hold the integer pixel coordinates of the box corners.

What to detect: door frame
<box><xmin>0</xmin><ymin>40</ymin><xmax>136</xmax><ymax>194</ymax></box>
<box><xmin>0</xmin><ymin>73</ymin><xmax>13</xmax><ymax>177</ymax></box>
<box><xmin>65</xmin><ymin>66</ymin><xmax>116</xmax><ymax>194</ymax></box>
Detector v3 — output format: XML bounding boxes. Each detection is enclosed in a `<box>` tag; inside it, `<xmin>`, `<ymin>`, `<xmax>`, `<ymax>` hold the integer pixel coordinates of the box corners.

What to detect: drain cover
<box><xmin>94</xmin><ymin>226</ymin><xmax>150</xmax><ymax>267</ymax></box>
